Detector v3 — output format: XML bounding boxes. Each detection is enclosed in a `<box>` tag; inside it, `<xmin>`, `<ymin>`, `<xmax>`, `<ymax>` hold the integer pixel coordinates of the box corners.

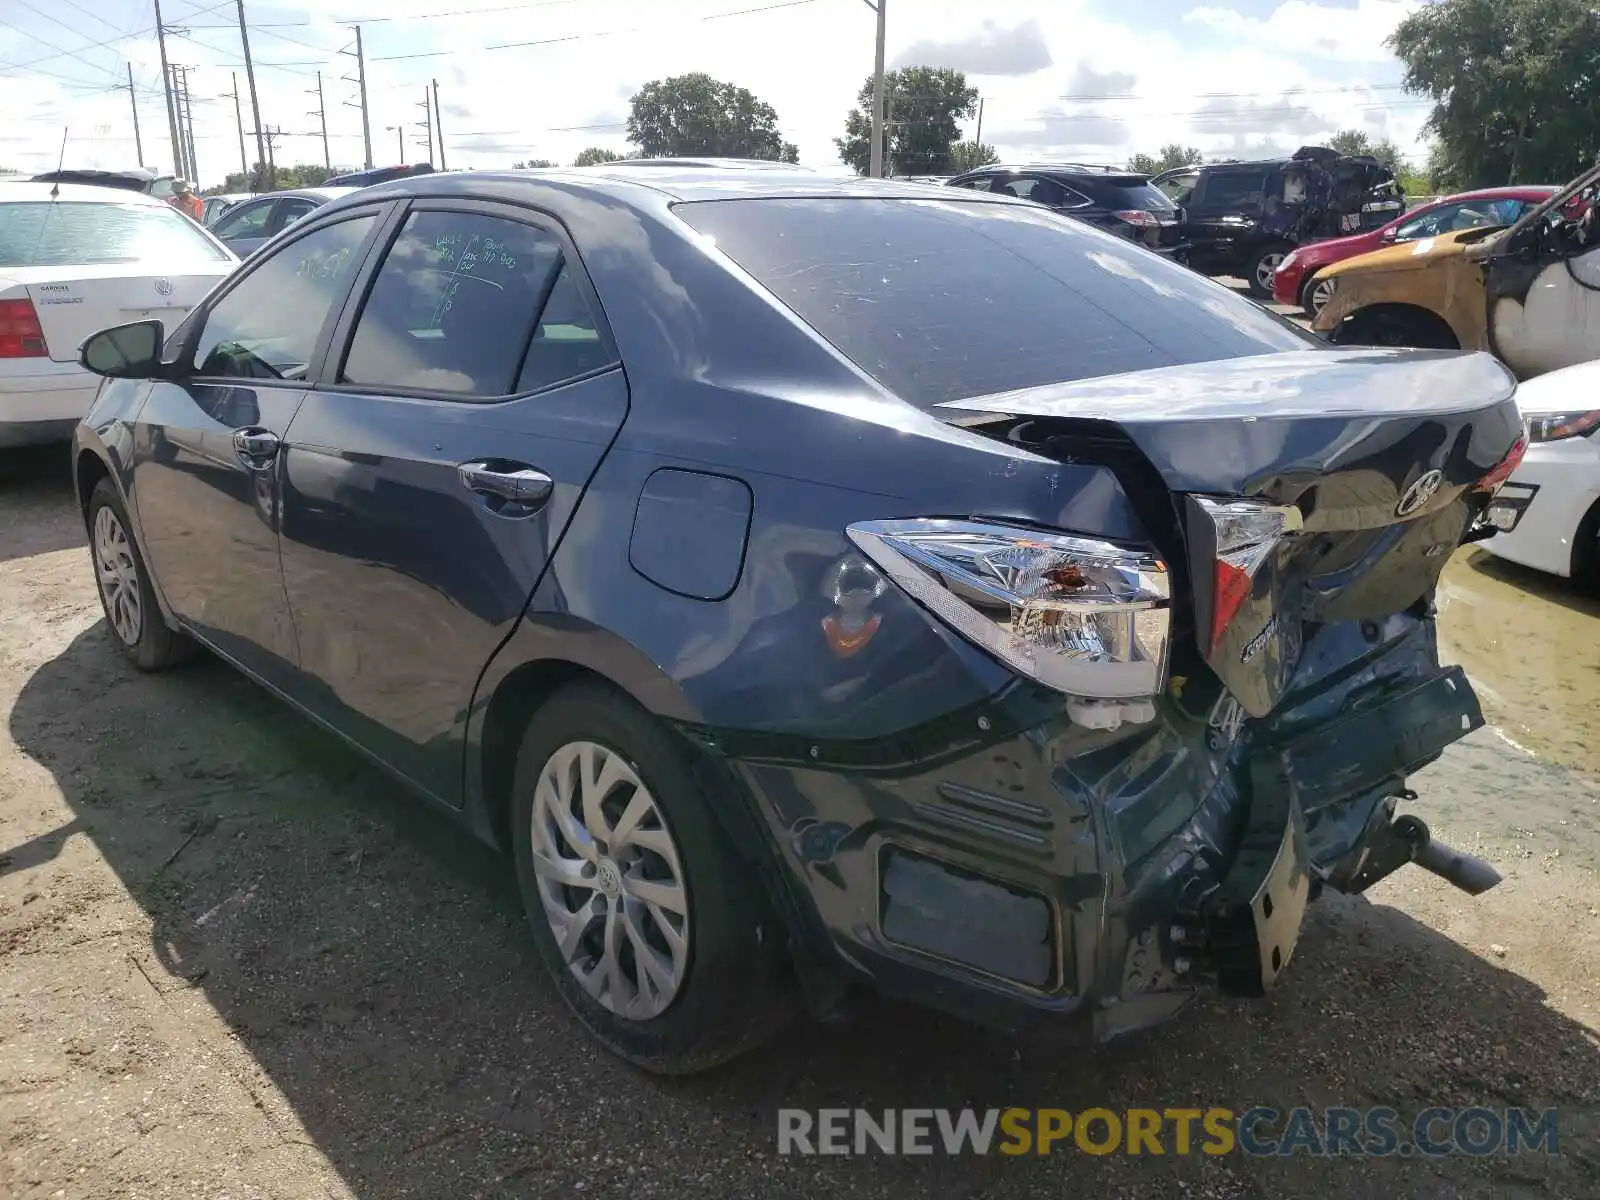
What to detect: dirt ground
<box><xmin>2</xmin><ymin>445</ymin><xmax>1597</xmax><ymax>1199</ymax></box>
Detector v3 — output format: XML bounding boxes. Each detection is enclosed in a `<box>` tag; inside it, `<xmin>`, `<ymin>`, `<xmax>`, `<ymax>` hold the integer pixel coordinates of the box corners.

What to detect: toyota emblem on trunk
<box><xmin>1396</xmin><ymin>469</ymin><xmax>1444</xmax><ymax>517</ymax></box>
<box><xmin>153</xmin><ymin>278</ymin><xmax>173</xmax><ymax>297</ymax></box>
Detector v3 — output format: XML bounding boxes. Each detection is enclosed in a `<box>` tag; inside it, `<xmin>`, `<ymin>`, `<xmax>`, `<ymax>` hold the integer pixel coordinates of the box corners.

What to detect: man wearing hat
<box><xmin>168</xmin><ymin>179</ymin><xmax>204</xmax><ymax>222</ymax></box>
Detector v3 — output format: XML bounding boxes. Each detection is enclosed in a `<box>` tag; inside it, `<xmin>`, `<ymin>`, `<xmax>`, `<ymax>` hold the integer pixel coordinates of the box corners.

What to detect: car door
<box><xmin>131</xmin><ymin>207</ymin><xmax>388</xmax><ymax>692</ymax></box>
<box><xmin>210</xmin><ymin>196</ymin><xmax>277</xmax><ymax>256</ymax></box>
<box><xmin>1487</xmin><ymin>172</ymin><xmax>1600</xmax><ymax>377</ymax></box>
<box><xmin>276</xmin><ymin>198</ymin><xmax>627</xmax><ymax>804</ymax></box>
<box><xmin>1183</xmin><ymin>168</ymin><xmax>1268</xmax><ymax>270</ymax></box>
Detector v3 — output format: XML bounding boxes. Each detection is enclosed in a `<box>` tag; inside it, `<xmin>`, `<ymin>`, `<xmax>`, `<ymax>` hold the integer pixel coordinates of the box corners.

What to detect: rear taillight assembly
<box><xmin>847</xmin><ymin>519</ymin><xmax>1170</xmax><ymax>727</ymax></box>
<box><xmin>1115</xmin><ymin>209</ymin><xmax>1159</xmax><ymax>227</ymax></box>
<box><xmin>1475</xmin><ymin>435</ymin><xmax>1527</xmax><ymax>493</ymax></box>
<box><xmin>0</xmin><ymin>297</ymin><xmax>47</xmax><ymax>359</ymax></box>
<box><xmin>1191</xmin><ymin>498</ymin><xmax>1303</xmax><ymax>656</ymax></box>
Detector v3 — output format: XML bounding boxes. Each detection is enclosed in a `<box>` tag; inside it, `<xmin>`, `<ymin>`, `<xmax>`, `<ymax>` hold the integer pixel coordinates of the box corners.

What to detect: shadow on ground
<box><xmin>8</xmin><ymin>624</ymin><xmax>1599</xmax><ymax>1197</ymax></box>
<box><xmin>0</xmin><ymin>445</ymin><xmax>81</xmax><ymax>562</ymax></box>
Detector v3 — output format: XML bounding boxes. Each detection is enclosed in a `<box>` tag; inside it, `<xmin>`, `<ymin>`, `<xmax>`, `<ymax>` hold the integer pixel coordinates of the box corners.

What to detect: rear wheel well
<box><xmin>1331</xmin><ymin>303</ymin><xmax>1460</xmax><ymax>350</ymax></box>
<box><xmin>1573</xmin><ymin>493</ymin><xmax>1600</xmax><ymax>584</ymax></box>
<box><xmin>75</xmin><ymin>450</ymin><xmax>111</xmax><ymax>522</ymax></box>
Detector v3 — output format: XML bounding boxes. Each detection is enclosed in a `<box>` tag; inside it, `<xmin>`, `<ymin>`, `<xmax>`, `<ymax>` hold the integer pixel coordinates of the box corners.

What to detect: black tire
<box><xmin>1246</xmin><ymin>240</ymin><xmax>1293</xmax><ymax>299</ymax></box>
<box><xmin>1330</xmin><ymin>308</ymin><xmax>1458</xmax><ymax>350</ymax></box>
<box><xmin>86</xmin><ymin>477</ymin><xmax>194</xmax><ymax>670</ymax></box>
<box><xmin>510</xmin><ymin>682</ymin><xmax>794</xmax><ymax>1074</ymax></box>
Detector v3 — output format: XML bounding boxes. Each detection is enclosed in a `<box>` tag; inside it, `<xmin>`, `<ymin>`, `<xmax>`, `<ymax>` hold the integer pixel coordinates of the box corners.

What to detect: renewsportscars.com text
<box><xmin>776</xmin><ymin>1106</ymin><xmax>1560</xmax><ymax>1158</ymax></box>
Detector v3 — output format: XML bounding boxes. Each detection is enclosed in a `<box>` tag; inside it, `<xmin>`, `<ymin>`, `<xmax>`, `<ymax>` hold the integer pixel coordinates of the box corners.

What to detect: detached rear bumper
<box><xmin>691</xmin><ymin>614</ymin><xmax>1483</xmax><ymax>1039</ymax></box>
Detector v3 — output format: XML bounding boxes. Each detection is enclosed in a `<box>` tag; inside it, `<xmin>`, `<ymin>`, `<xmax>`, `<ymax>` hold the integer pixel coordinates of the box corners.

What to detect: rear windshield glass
<box><xmin>0</xmin><ymin>201</ymin><xmax>231</xmax><ymax>268</ymax></box>
<box><xmin>676</xmin><ymin>196</ymin><xmax>1314</xmax><ymax>407</ymax></box>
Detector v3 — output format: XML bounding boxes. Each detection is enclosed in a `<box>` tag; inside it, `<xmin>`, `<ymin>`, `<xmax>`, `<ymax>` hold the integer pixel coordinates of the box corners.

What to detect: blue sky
<box><xmin>0</xmin><ymin>0</ymin><xmax>1432</xmax><ymax>184</ymax></box>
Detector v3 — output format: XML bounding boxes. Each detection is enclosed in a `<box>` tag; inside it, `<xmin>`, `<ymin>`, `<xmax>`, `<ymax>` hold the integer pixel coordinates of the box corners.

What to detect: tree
<box><xmin>573</xmin><ymin>147</ymin><xmax>624</xmax><ymax>166</ymax></box>
<box><xmin>513</xmin><ymin>159</ymin><xmax>556</xmax><ymax>169</ymax></box>
<box><xmin>212</xmin><ymin>163</ymin><xmax>345</xmax><ymax>193</ymax></box>
<box><xmin>836</xmin><ymin>66</ymin><xmax>978</xmax><ymax>176</ymax></box>
<box><xmin>1127</xmin><ymin>144</ymin><xmax>1204</xmax><ymax>175</ymax></box>
<box><xmin>1326</xmin><ymin>129</ymin><xmax>1408</xmax><ymax>175</ymax></box>
<box><xmin>948</xmin><ymin>141</ymin><xmax>998</xmax><ymax>173</ymax></box>
<box><xmin>626</xmin><ymin>73</ymin><xmax>798</xmax><ymax>162</ymax></box>
<box><xmin>1389</xmin><ymin>0</ymin><xmax>1600</xmax><ymax>185</ymax></box>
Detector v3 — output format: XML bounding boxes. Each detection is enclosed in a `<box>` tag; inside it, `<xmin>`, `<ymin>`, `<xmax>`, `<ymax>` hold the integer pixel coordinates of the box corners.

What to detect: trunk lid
<box><xmin>937</xmin><ymin>348</ymin><xmax>1523</xmax><ymax>717</ymax></box>
<box><xmin>0</xmin><ymin>265</ymin><xmax>227</xmax><ymax>362</ymax></box>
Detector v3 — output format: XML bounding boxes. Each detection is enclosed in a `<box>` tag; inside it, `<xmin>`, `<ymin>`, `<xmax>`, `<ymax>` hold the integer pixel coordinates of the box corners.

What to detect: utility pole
<box><xmin>122</xmin><ymin>64</ymin><xmax>144</xmax><ymax>167</ymax></box>
<box><xmin>431</xmin><ymin>78</ymin><xmax>445</xmax><ymax>169</ymax></box>
<box><xmin>864</xmin><ymin>0</ymin><xmax>887</xmax><ymax>177</ymax></box>
<box><xmin>235</xmin><ymin>0</ymin><xmax>267</xmax><ymax>189</ymax></box>
<box><xmin>386</xmin><ymin>125</ymin><xmax>405</xmax><ymax>165</ymax></box>
<box><xmin>417</xmin><ymin>88</ymin><xmax>433</xmax><ymax>164</ymax></box>
<box><xmin>222</xmin><ymin>73</ymin><xmax>247</xmax><ymax>180</ymax></box>
<box><xmin>170</xmin><ymin>64</ymin><xmax>198</xmax><ymax>184</ymax></box>
<box><xmin>153</xmin><ymin>0</ymin><xmax>181</xmax><ymax>176</ymax></box>
<box><xmin>309</xmin><ymin>70</ymin><xmax>331</xmax><ymax>168</ymax></box>
<box><xmin>974</xmin><ymin>96</ymin><xmax>984</xmax><ymax>147</ymax></box>
<box><xmin>340</xmin><ymin>26</ymin><xmax>372</xmax><ymax>169</ymax></box>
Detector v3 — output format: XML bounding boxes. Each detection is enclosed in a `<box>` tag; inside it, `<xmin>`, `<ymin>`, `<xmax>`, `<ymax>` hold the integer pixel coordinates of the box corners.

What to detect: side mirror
<box><xmin>1379</xmin><ymin>226</ymin><xmax>1397</xmax><ymax>242</ymax></box>
<box><xmin>79</xmin><ymin>320</ymin><xmax>164</xmax><ymax>379</ymax></box>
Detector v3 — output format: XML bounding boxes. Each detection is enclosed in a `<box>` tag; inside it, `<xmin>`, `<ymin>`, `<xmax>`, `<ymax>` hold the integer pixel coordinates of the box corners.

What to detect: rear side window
<box><xmin>676</xmin><ymin>196</ymin><xmax>1314</xmax><ymax>408</ymax></box>
<box><xmin>1195</xmin><ymin>171</ymin><xmax>1267</xmax><ymax>210</ymax></box>
<box><xmin>342</xmin><ymin>209</ymin><xmax>611</xmax><ymax>396</ymax></box>
<box><xmin>1104</xmin><ymin>182</ymin><xmax>1177</xmax><ymax>212</ymax></box>
<box><xmin>0</xmin><ymin>200</ymin><xmax>230</xmax><ymax>267</ymax></box>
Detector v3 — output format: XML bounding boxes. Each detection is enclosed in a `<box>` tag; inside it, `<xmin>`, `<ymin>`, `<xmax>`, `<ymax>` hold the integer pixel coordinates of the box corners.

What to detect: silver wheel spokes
<box><xmin>92</xmin><ymin>505</ymin><xmax>143</xmax><ymax>647</ymax></box>
<box><xmin>1257</xmin><ymin>253</ymin><xmax>1284</xmax><ymax>290</ymax></box>
<box><xmin>1310</xmin><ymin>277</ymin><xmax>1336</xmax><ymax>313</ymax></box>
<box><xmin>530</xmin><ymin>740</ymin><xmax>689</xmax><ymax>1020</ymax></box>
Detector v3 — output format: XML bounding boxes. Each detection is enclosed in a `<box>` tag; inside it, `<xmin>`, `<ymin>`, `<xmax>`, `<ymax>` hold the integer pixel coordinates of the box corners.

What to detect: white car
<box><xmin>0</xmin><ymin>183</ymin><xmax>237</xmax><ymax>448</ymax></box>
<box><xmin>1481</xmin><ymin>358</ymin><xmax>1600</xmax><ymax>580</ymax></box>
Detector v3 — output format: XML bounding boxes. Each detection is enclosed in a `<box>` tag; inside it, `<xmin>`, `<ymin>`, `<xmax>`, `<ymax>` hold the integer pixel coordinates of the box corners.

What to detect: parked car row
<box><xmin>51</xmin><ymin>160</ymin><xmax>1533</xmax><ymax>1077</ymax></box>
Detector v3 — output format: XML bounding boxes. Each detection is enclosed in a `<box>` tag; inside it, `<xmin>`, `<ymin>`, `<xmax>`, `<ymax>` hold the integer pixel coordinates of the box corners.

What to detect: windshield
<box><xmin>0</xmin><ymin>200</ymin><xmax>230</xmax><ymax>268</ymax></box>
<box><xmin>677</xmin><ymin>196</ymin><xmax>1315</xmax><ymax>408</ymax></box>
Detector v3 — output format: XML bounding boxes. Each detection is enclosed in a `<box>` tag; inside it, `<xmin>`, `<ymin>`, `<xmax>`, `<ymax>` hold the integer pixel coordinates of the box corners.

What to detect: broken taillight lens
<box><xmin>1475</xmin><ymin>435</ymin><xmax>1527</xmax><ymax>493</ymax></box>
<box><xmin>1192</xmin><ymin>498</ymin><xmax>1303</xmax><ymax>654</ymax></box>
<box><xmin>846</xmin><ymin>519</ymin><xmax>1171</xmax><ymax>705</ymax></box>
<box><xmin>0</xmin><ymin>297</ymin><xmax>47</xmax><ymax>359</ymax></box>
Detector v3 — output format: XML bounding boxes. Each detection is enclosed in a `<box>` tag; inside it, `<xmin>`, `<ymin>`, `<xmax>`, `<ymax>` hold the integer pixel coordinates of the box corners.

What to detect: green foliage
<box><xmin>836</xmin><ymin>66</ymin><xmax>978</xmax><ymax>176</ymax></box>
<box><xmin>1389</xmin><ymin>0</ymin><xmax>1600</xmax><ymax>185</ymax></box>
<box><xmin>513</xmin><ymin>159</ymin><xmax>557</xmax><ymax>169</ymax></box>
<box><xmin>1325</xmin><ymin>129</ymin><xmax>1409</xmax><ymax>175</ymax></box>
<box><xmin>573</xmin><ymin>147</ymin><xmax>624</xmax><ymax>166</ymax></box>
<box><xmin>209</xmin><ymin>163</ymin><xmax>346</xmax><ymax>194</ymax></box>
<box><xmin>948</xmin><ymin>141</ymin><xmax>999</xmax><ymax>173</ymax></box>
<box><xmin>1127</xmin><ymin>144</ymin><xmax>1204</xmax><ymax>175</ymax></box>
<box><xmin>626</xmin><ymin>73</ymin><xmax>798</xmax><ymax>162</ymax></box>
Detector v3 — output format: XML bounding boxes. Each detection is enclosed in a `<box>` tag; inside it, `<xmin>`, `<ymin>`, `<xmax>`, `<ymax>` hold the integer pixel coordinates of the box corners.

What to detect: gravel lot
<box><xmin>2</xmin><ymin>444</ymin><xmax>1597</xmax><ymax>1199</ymax></box>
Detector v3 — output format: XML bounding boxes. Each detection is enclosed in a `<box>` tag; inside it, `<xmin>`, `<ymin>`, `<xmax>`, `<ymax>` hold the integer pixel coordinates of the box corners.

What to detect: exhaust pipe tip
<box><xmin>1412</xmin><ymin>838</ymin><xmax>1503</xmax><ymax>895</ymax></box>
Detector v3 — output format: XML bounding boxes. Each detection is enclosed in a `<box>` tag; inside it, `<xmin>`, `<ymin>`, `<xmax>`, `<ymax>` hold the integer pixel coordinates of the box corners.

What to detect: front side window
<box><xmin>192</xmin><ymin>215</ymin><xmax>375</xmax><ymax>380</ymax></box>
<box><xmin>275</xmin><ymin>198</ymin><xmax>318</xmax><ymax>230</ymax></box>
<box><xmin>0</xmin><ymin>201</ymin><xmax>230</xmax><ymax>268</ymax></box>
<box><xmin>214</xmin><ymin>201</ymin><xmax>274</xmax><ymax>240</ymax></box>
<box><xmin>1195</xmin><ymin>171</ymin><xmax>1266</xmax><ymax>211</ymax></box>
<box><xmin>342</xmin><ymin>209</ymin><xmax>584</xmax><ymax>396</ymax></box>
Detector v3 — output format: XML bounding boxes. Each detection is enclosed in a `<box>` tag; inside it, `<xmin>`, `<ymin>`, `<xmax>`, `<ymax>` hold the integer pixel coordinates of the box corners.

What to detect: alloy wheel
<box><xmin>1308</xmin><ymin>276</ymin><xmax>1337</xmax><ymax>316</ymax></box>
<box><xmin>1255</xmin><ymin>252</ymin><xmax>1286</xmax><ymax>293</ymax></box>
<box><xmin>529</xmin><ymin>740</ymin><xmax>689</xmax><ymax>1020</ymax></box>
<box><xmin>93</xmin><ymin>505</ymin><xmax>143</xmax><ymax>647</ymax></box>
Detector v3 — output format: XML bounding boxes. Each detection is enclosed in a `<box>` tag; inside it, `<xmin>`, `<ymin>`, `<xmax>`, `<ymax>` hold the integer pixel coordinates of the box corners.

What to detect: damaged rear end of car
<box><xmin>670</xmin><ymin>189</ymin><xmax>1526</xmax><ymax>1041</ymax></box>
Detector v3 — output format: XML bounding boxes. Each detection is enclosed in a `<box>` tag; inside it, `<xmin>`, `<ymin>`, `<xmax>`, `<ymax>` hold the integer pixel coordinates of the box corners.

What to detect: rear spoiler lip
<box><xmin>933</xmin><ymin>348</ymin><xmax>1516</xmax><ymax>425</ymax></box>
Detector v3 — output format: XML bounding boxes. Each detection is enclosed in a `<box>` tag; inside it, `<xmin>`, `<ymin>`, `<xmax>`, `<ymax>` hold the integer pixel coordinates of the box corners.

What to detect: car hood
<box><xmin>1321</xmin><ymin>227</ymin><xmax>1495</xmax><ymax>279</ymax></box>
<box><xmin>1293</xmin><ymin>227</ymin><xmax>1382</xmax><ymax>266</ymax></box>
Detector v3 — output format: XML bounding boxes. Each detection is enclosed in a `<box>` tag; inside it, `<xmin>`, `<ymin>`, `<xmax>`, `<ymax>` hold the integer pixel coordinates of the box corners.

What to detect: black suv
<box><xmin>1153</xmin><ymin>147</ymin><xmax>1403</xmax><ymax>297</ymax></box>
<box><xmin>947</xmin><ymin>163</ymin><xmax>1183</xmax><ymax>254</ymax></box>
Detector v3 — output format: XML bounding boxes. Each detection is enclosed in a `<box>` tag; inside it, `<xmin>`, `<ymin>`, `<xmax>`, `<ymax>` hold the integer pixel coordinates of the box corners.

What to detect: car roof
<box><xmin>955</xmin><ymin>163</ymin><xmax>1140</xmax><ymax>176</ymax></box>
<box><xmin>0</xmin><ymin>182</ymin><xmax>170</xmax><ymax>205</ymax></box>
<box><xmin>1440</xmin><ymin>184</ymin><xmax>1559</xmax><ymax>201</ymax></box>
<box><xmin>355</xmin><ymin>166</ymin><xmax>1025</xmax><ymax>207</ymax></box>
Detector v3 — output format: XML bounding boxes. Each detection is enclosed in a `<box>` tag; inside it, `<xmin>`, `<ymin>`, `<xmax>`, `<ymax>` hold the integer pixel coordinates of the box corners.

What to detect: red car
<box><xmin>1273</xmin><ymin>185</ymin><xmax>1558</xmax><ymax>316</ymax></box>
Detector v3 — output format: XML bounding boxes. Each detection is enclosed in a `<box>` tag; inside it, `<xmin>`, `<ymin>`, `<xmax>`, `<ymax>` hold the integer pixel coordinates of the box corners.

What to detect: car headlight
<box><xmin>845</xmin><ymin>520</ymin><xmax>1171</xmax><ymax>713</ymax></box>
<box><xmin>1525</xmin><ymin>410</ymin><xmax>1600</xmax><ymax>443</ymax></box>
<box><xmin>1278</xmin><ymin>250</ymin><xmax>1299</xmax><ymax>272</ymax></box>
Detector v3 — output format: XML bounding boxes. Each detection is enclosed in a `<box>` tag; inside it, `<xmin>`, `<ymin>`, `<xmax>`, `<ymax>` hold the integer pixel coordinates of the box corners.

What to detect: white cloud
<box><xmin>0</xmin><ymin>0</ymin><xmax>1434</xmax><ymax>184</ymax></box>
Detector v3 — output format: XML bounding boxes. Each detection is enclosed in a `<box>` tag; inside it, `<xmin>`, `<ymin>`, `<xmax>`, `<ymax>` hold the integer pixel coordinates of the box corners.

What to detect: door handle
<box><xmin>232</xmin><ymin>426</ymin><xmax>279</xmax><ymax>460</ymax></box>
<box><xmin>457</xmin><ymin>460</ymin><xmax>554</xmax><ymax>507</ymax></box>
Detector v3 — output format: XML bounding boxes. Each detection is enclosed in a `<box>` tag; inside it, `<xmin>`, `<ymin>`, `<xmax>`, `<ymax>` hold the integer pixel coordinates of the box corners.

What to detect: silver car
<box><xmin>207</xmin><ymin>187</ymin><xmax>359</xmax><ymax>257</ymax></box>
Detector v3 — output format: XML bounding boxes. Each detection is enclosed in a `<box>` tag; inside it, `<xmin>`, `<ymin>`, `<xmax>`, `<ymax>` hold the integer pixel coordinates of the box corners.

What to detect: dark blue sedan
<box><xmin>72</xmin><ymin>165</ymin><xmax>1525</xmax><ymax>1072</ymax></box>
